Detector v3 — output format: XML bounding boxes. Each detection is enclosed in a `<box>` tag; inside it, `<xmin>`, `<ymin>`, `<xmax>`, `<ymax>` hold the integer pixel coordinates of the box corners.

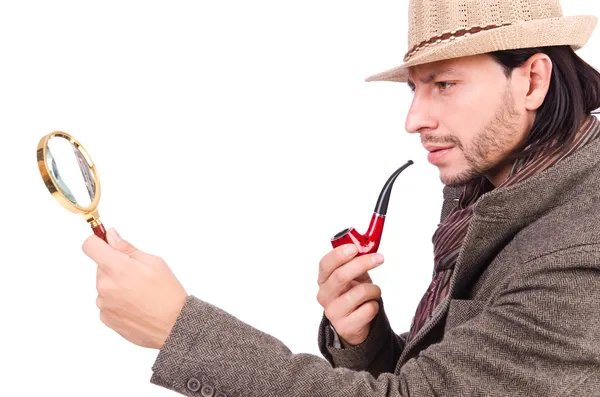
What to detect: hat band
<box><xmin>404</xmin><ymin>21</ymin><xmax>513</xmax><ymax>61</ymax></box>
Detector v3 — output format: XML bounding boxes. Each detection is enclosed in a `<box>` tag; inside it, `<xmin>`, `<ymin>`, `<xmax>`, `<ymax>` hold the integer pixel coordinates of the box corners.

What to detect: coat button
<box><xmin>215</xmin><ymin>393</ymin><xmax>227</xmax><ymax>397</ymax></box>
<box><xmin>186</xmin><ymin>378</ymin><xmax>201</xmax><ymax>392</ymax></box>
<box><xmin>201</xmin><ymin>385</ymin><xmax>215</xmax><ymax>397</ymax></box>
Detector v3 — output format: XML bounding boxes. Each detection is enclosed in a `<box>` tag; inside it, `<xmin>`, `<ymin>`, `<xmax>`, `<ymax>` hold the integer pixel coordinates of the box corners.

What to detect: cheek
<box><xmin>441</xmin><ymin>86</ymin><xmax>501</xmax><ymax>145</ymax></box>
<box><xmin>437</xmin><ymin>105</ymin><xmax>479</xmax><ymax>148</ymax></box>
<box><xmin>460</xmin><ymin>85</ymin><xmax>501</xmax><ymax>121</ymax></box>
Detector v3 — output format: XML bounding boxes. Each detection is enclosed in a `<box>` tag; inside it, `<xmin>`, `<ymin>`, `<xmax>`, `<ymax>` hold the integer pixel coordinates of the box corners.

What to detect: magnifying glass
<box><xmin>36</xmin><ymin>131</ymin><xmax>108</xmax><ymax>242</ymax></box>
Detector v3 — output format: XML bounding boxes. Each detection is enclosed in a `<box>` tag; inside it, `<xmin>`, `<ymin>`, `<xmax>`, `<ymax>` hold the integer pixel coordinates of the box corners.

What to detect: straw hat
<box><xmin>365</xmin><ymin>0</ymin><xmax>598</xmax><ymax>83</ymax></box>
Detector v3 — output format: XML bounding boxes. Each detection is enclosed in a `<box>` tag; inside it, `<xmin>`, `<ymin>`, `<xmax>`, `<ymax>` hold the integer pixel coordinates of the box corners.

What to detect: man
<box><xmin>82</xmin><ymin>0</ymin><xmax>600</xmax><ymax>395</ymax></box>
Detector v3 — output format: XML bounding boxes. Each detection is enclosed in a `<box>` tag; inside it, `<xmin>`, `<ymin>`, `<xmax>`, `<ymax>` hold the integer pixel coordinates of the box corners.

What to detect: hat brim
<box><xmin>365</xmin><ymin>15</ymin><xmax>598</xmax><ymax>83</ymax></box>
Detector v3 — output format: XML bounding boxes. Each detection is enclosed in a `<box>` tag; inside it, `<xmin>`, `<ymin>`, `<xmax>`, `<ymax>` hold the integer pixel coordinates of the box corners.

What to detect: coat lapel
<box><xmin>396</xmin><ymin>199</ymin><xmax>525</xmax><ymax>367</ymax></box>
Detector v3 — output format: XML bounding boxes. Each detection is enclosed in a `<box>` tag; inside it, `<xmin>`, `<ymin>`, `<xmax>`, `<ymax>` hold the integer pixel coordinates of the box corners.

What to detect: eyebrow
<box><xmin>407</xmin><ymin>66</ymin><xmax>459</xmax><ymax>89</ymax></box>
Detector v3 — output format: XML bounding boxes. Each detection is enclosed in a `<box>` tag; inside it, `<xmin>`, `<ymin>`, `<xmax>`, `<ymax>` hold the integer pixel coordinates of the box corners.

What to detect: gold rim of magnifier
<box><xmin>37</xmin><ymin>131</ymin><xmax>102</xmax><ymax>225</ymax></box>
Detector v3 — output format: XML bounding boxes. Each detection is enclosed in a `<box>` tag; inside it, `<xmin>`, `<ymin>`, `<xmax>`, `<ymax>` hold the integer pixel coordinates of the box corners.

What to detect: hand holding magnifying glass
<box><xmin>36</xmin><ymin>131</ymin><xmax>188</xmax><ymax>349</ymax></box>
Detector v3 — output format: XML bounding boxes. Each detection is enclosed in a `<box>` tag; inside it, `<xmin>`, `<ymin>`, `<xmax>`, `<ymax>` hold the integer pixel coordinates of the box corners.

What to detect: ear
<box><xmin>522</xmin><ymin>53</ymin><xmax>553</xmax><ymax>111</ymax></box>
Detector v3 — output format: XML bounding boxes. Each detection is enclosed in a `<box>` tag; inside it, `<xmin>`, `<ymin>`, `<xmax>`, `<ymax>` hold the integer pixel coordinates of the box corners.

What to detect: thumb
<box><xmin>106</xmin><ymin>227</ymin><xmax>144</xmax><ymax>259</ymax></box>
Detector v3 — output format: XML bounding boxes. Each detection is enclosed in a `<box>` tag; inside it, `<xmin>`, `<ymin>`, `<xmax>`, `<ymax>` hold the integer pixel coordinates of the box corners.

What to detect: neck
<box><xmin>485</xmin><ymin>115</ymin><xmax>594</xmax><ymax>188</ymax></box>
<box><xmin>485</xmin><ymin>161</ymin><xmax>515</xmax><ymax>187</ymax></box>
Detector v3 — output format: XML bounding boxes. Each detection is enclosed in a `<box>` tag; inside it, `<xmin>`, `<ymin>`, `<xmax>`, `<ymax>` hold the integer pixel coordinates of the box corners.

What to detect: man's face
<box><xmin>406</xmin><ymin>54</ymin><xmax>532</xmax><ymax>187</ymax></box>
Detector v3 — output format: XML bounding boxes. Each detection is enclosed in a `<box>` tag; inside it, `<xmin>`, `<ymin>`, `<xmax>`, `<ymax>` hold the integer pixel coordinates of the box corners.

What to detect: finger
<box><xmin>96</xmin><ymin>295</ymin><xmax>104</xmax><ymax>310</ymax></box>
<box><xmin>96</xmin><ymin>265</ymin><xmax>111</xmax><ymax>285</ymax></box>
<box><xmin>99</xmin><ymin>308</ymin><xmax>113</xmax><ymax>326</ymax></box>
<box><xmin>324</xmin><ymin>283</ymin><xmax>382</xmax><ymax>323</ymax></box>
<box><xmin>99</xmin><ymin>309</ymin><xmax>123</xmax><ymax>335</ymax></box>
<box><xmin>96</xmin><ymin>267</ymin><xmax>115</xmax><ymax>297</ymax></box>
<box><xmin>317</xmin><ymin>279</ymin><xmax>358</xmax><ymax>309</ymax></box>
<box><xmin>82</xmin><ymin>234</ymin><xmax>131</xmax><ymax>273</ymax></box>
<box><xmin>335</xmin><ymin>300</ymin><xmax>380</xmax><ymax>336</ymax></box>
<box><xmin>318</xmin><ymin>253</ymin><xmax>384</xmax><ymax>307</ymax></box>
<box><xmin>106</xmin><ymin>227</ymin><xmax>151</xmax><ymax>262</ymax></box>
<box><xmin>318</xmin><ymin>244</ymin><xmax>358</xmax><ymax>285</ymax></box>
<box><xmin>96</xmin><ymin>265</ymin><xmax>109</xmax><ymax>279</ymax></box>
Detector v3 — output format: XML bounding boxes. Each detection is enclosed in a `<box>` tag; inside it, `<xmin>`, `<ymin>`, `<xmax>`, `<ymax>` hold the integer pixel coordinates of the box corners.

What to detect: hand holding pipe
<box><xmin>330</xmin><ymin>160</ymin><xmax>414</xmax><ymax>256</ymax></box>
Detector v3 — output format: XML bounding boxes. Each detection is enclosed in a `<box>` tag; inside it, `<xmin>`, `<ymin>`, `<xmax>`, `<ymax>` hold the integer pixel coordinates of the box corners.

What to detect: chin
<box><xmin>441</xmin><ymin>177</ymin><xmax>467</xmax><ymax>188</ymax></box>
<box><xmin>439</xmin><ymin>167</ymin><xmax>479</xmax><ymax>187</ymax></box>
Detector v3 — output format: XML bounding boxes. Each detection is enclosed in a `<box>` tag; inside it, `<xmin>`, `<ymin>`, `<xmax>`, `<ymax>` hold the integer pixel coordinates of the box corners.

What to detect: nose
<box><xmin>405</xmin><ymin>93</ymin><xmax>438</xmax><ymax>135</ymax></box>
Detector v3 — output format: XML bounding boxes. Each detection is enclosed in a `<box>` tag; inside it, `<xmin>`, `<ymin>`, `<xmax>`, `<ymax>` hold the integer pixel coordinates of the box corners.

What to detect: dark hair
<box><xmin>488</xmin><ymin>46</ymin><xmax>600</xmax><ymax>162</ymax></box>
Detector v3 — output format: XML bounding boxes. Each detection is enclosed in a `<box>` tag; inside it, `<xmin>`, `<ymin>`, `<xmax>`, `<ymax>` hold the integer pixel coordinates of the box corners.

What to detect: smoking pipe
<box><xmin>330</xmin><ymin>160</ymin><xmax>414</xmax><ymax>256</ymax></box>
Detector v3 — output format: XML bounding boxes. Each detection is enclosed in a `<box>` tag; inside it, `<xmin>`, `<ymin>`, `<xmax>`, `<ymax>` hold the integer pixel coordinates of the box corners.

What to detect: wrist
<box><xmin>154</xmin><ymin>292</ymin><xmax>189</xmax><ymax>349</ymax></box>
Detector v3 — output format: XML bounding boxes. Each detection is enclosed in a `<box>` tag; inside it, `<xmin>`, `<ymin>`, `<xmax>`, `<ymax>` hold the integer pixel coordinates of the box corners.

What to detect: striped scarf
<box><xmin>407</xmin><ymin>115</ymin><xmax>600</xmax><ymax>342</ymax></box>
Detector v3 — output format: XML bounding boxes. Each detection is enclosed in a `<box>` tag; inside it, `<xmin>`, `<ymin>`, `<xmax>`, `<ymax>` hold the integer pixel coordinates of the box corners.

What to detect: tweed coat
<box><xmin>150</xmin><ymin>124</ymin><xmax>600</xmax><ymax>396</ymax></box>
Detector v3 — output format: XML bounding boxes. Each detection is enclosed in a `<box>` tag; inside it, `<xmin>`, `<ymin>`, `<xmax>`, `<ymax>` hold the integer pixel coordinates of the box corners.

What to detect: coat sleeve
<box><xmin>317</xmin><ymin>298</ymin><xmax>407</xmax><ymax>376</ymax></box>
<box><xmin>149</xmin><ymin>247</ymin><xmax>600</xmax><ymax>397</ymax></box>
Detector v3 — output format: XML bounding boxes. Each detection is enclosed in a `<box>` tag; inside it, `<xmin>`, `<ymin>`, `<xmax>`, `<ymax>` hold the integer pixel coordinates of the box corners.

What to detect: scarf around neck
<box><xmin>406</xmin><ymin>115</ymin><xmax>600</xmax><ymax>343</ymax></box>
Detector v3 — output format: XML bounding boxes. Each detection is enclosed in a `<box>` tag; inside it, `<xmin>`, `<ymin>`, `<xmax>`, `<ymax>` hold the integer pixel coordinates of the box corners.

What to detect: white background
<box><xmin>1</xmin><ymin>1</ymin><xmax>599</xmax><ymax>396</ymax></box>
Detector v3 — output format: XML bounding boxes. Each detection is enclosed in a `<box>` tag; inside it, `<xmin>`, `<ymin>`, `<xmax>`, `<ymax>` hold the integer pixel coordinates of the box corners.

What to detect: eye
<box><xmin>435</xmin><ymin>81</ymin><xmax>455</xmax><ymax>91</ymax></box>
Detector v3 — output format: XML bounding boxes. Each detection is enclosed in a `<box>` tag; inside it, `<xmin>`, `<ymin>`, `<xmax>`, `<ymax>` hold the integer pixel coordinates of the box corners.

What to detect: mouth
<box><xmin>429</xmin><ymin>147</ymin><xmax>452</xmax><ymax>153</ymax></box>
<box><xmin>422</xmin><ymin>141</ymin><xmax>455</xmax><ymax>152</ymax></box>
<box><xmin>427</xmin><ymin>147</ymin><xmax>454</xmax><ymax>165</ymax></box>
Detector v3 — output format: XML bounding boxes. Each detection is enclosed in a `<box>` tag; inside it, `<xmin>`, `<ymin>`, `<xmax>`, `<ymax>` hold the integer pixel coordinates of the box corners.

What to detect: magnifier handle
<box><xmin>93</xmin><ymin>223</ymin><xmax>108</xmax><ymax>243</ymax></box>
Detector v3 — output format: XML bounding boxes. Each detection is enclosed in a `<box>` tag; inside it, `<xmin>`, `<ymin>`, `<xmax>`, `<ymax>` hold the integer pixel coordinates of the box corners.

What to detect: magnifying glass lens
<box><xmin>37</xmin><ymin>131</ymin><xmax>107</xmax><ymax>242</ymax></box>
